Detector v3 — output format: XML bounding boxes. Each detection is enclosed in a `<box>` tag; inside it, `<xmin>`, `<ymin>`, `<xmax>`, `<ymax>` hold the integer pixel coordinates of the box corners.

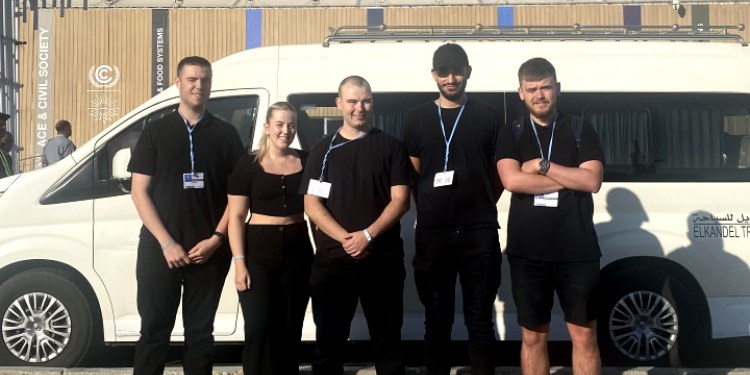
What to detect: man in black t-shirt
<box><xmin>496</xmin><ymin>58</ymin><xmax>605</xmax><ymax>375</ymax></box>
<box><xmin>128</xmin><ymin>56</ymin><xmax>245</xmax><ymax>375</ymax></box>
<box><xmin>300</xmin><ymin>76</ymin><xmax>412</xmax><ymax>375</ymax></box>
<box><xmin>402</xmin><ymin>43</ymin><xmax>504</xmax><ymax>375</ymax></box>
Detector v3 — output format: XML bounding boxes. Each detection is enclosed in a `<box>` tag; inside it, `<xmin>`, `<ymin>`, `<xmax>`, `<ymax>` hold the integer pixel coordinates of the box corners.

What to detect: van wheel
<box><xmin>0</xmin><ymin>268</ymin><xmax>94</xmax><ymax>367</ymax></box>
<box><xmin>598</xmin><ymin>267</ymin><xmax>708</xmax><ymax>367</ymax></box>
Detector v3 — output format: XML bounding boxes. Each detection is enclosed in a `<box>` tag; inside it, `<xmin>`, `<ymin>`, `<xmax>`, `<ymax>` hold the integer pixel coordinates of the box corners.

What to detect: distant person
<box><xmin>0</xmin><ymin>112</ymin><xmax>24</xmax><ymax>155</ymax></box>
<box><xmin>0</xmin><ymin>112</ymin><xmax>9</xmax><ymax>136</ymax></box>
<box><xmin>42</xmin><ymin>120</ymin><xmax>76</xmax><ymax>166</ymax></box>
<box><xmin>1</xmin><ymin>132</ymin><xmax>15</xmax><ymax>179</ymax></box>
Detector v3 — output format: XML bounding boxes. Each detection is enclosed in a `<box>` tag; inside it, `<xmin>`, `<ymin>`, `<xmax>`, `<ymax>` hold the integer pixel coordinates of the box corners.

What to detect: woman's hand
<box><xmin>234</xmin><ymin>262</ymin><xmax>252</xmax><ymax>291</ymax></box>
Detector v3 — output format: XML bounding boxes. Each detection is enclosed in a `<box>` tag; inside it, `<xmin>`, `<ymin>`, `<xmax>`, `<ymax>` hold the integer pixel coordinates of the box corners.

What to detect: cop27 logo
<box><xmin>88</xmin><ymin>65</ymin><xmax>121</xmax><ymax>88</ymax></box>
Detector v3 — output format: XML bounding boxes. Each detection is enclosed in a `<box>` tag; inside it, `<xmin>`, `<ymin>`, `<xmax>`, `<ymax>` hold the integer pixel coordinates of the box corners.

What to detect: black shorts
<box><xmin>508</xmin><ymin>255</ymin><xmax>600</xmax><ymax>328</ymax></box>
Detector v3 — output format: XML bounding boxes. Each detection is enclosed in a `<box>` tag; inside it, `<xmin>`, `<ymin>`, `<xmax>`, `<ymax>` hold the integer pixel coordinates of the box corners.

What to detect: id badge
<box><xmin>308</xmin><ymin>179</ymin><xmax>331</xmax><ymax>199</ymax></box>
<box><xmin>433</xmin><ymin>170</ymin><xmax>455</xmax><ymax>187</ymax></box>
<box><xmin>534</xmin><ymin>192</ymin><xmax>558</xmax><ymax>207</ymax></box>
<box><xmin>183</xmin><ymin>172</ymin><xmax>205</xmax><ymax>189</ymax></box>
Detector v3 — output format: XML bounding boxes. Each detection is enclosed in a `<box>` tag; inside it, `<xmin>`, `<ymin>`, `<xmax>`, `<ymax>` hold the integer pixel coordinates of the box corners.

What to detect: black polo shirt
<box><xmin>496</xmin><ymin>111</ymin><xmax>605</xmax><ymax>262</ymax></box>
<box><xmin>403</xmin><ymin>99</ymin><xmax>503</xmax><ymax>233</ymax></box>
<box><xmin>128</xmin><ymin>111</ymin><xmax>245</xmax><ymax>250</ymax></box>
<box><xmin>300</xmin><ymin>128</ymin><xmax>412</xmax><ymax>266</ymax></box>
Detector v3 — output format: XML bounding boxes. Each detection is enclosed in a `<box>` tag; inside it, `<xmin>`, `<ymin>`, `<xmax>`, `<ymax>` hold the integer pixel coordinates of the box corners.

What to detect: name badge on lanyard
<box><xmin>182</xmin><ymin>113</ymin><xmax>205</xmax><ymax>189</ymax></box>
<box><xmin>534</xmin><ymin>192</ymin><xmax>558</xmax><ymax>207</ymax></box>
<box><xmin>434</xmin><ymin>97</ymin><xmax>466</xmax><ymax>188</ymax></box>
<box><xmin>307</xmin><ymin>127</ymin><xmax>368</xmax><ymax>199</ymax></box>
<box><xmin>183</xmin><ymin>172</ymin><xmax>205</xmax><ymax>189</ymax></box>
<box><xmin>530</xmin><ymin>114</ymin><xmax>558</xmax><ymax>207</ymax></box>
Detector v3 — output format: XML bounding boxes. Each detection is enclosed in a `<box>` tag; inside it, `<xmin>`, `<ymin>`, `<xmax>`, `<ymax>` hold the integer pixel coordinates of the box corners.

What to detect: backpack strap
<box><xmin>512</xmin><ymin>117</ymin><xmax>524</xmax><ymax>142</ymax></box>
<box><xmin>570</xmin><ymin>116</ymin><xmax>583</xmax><ymax>148</ymax></box>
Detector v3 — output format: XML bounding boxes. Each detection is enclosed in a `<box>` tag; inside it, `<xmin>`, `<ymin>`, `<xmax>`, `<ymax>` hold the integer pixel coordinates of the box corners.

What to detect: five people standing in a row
<box><xmin>128</xmin><ymin>44</ymin><xmax>604</xmax><ymax>375</ymax></box>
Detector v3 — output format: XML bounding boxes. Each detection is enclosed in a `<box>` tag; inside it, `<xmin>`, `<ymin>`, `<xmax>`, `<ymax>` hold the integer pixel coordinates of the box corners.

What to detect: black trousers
<box><xmin>239</xmin><ymin>223</ymin><xmax>313</xmax><ymax>375</ymax></box>
<box><xmin>413</xmin><ymin>228</ymin><xmax>502</xmax><ymax>375</ymax></box>
<box><xmin>133</xmin><ymin>235</ymin><xmax>230</xmax><ymax>375</ymax></box>
<box><xmin>310</xmin><ymin>256</ymin><xmax>406</xmax><ymax>375</ymax></box>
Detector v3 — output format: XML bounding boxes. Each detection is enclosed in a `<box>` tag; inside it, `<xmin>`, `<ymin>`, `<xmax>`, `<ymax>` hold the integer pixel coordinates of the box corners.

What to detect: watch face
<box><xmin>539</xmin><ymin>159</ymin><xmax>550</xmax><ymax>173</ymax></box>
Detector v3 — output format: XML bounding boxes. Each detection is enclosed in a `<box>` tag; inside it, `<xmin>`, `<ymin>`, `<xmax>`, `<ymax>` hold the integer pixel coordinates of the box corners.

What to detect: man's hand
<box><xmin>188</xmin><ymin>236</ymin><xmax>222</xmax><ymax>265</ymax></box>
<box><xmin>163</xmin><ymin>243</ymin><xmax>191</xmax><ymax>269</ymax></box>
<box><xmin>343</xmin><ymin>231</ymin><xmax>371</xmax><ymax>259</ymax></box>
<box><xmin>522</xmin><ymin>158</ymin><xmax>542</xmax><ymax>174</ymax></box>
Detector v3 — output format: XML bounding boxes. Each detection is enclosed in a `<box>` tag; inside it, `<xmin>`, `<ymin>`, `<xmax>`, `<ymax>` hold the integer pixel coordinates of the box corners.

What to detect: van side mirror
<box><xmin>112</xmin><ymin>148</ymin><xmax>131</xmax><ymax>180</ymax></box>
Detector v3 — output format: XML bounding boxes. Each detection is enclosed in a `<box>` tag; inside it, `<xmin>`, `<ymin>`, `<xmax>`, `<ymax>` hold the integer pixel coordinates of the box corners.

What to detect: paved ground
<box><xmin>2</xmin><ymin>367</ymin><xmax>750</xmax><ymax>375</ymax></box>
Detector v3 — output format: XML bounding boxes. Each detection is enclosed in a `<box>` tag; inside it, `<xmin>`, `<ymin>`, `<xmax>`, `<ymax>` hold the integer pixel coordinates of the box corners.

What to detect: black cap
<box><xmin>0</xmin><ymin>113</ymin><xmax>8</xmax><ymax>121</ymax></box>
<box><xmin>432</xmin><ymin>43</ymin><xmax>469</xmax><ymax>70</ymax></box>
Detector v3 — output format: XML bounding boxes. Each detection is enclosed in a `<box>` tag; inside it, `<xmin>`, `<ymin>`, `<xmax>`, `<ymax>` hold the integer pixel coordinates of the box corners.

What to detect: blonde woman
<box><xmin>227</xmin><ymin>102</ymin><xmax>312</xmax><ymax>374</ymax></box>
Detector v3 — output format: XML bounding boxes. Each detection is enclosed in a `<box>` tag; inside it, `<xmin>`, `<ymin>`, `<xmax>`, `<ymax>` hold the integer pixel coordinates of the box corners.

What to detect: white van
<box><xmin>1</xmin><ymin>25</ymin><xmax>750</xmax><ymax>368</ymax></box>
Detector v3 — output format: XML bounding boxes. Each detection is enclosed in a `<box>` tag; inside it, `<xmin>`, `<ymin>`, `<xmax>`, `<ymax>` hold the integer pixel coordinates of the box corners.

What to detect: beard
<box><xmin>437</xmin><ymin>81</ymin><xmax>467</xmax><ymax>102</ymax></box>
<box><xmin>528</xmin><ymin>101</ymin><xmax>556</xmax><ymax>119</ymax></box>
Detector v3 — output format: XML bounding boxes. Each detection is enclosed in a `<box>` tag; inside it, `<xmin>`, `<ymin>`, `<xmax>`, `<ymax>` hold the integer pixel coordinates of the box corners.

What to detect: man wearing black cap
<box><xmin>403</xmin><ymin>43</ymin><xmax>504</xmax><ymax>375</ymax></box>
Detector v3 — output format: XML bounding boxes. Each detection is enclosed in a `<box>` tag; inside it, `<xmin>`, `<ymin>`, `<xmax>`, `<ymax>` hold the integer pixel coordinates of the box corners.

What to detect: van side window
<box><xmin>506</xmin><ymin>92</ymin><xmax>750</xmax><ymax>182</ymax></box>
<box><xmin>583</xmin><ymin>106</ymin><xmax>652</xmax><ymax>167</ymax></box>
<box><xmin>288</xmin><ymin>93</ymin><xmax>503</xmax><ymax>150</ymax></box>
<box><xmin>206</xmin><ymin>96</ymin><xmax>260</xmax><ymax>152</ymax></box>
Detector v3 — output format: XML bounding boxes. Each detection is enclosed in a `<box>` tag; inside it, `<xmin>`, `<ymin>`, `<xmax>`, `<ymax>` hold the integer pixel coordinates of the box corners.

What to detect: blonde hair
<box><xmin>254</xmin><ymin>101</ymin><xmax>298</xmax><ymax>162</ymax></box>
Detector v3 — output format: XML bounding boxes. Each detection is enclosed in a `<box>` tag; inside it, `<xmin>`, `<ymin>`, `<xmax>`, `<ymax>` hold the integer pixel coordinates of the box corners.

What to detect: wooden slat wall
<box><xmin>17</xmin><ymin>19</ymin><xmax>37</xmax><ymax>162</ymax></box>
<box><xmin>169</xmin><ymin>9</ymin><xmax>246</xmax><ymax>79</ymax></box>
<box><xmin>384</xmin><ymin>6</ymin><xmax>496</xmax><ymax>26</ymax></box>
<box><xmin>50</xmin><ymin>9</ymin><xmax>151</xmax><ymax>152</ymax></box>
<box><xmin>16</xmin><ymin>4</ymin><xmax>750</xmax><ymax>160</ymax></box>
<box><xmin>262</xmin><ymin>8</ymin><xmax>366</xmax><ymax>46</ymax></box>
<box><xmin>515</xmin><ymin>5</ymin><xmax>623</xmax><ymax>26</ymax></box>
<box><xmin>710</xmin><ymin>4</ymin><xmax>750</xmax><ymax>45</ymax></box>
<box><xmin>642</xmin><ymin>4</ymin><xmax>693</xmax><ymax>27</ymax></box>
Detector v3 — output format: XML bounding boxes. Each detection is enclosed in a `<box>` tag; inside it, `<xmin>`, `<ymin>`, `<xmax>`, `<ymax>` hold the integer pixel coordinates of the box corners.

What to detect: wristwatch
<box><xmin>539</xmin><ymin>159</ymin><xmax>551</xmax><ymax>175</ymax></box>
<box><xmin>213</xmin><ymin>231</ymin><xmax>226</xmax><ymax>242</ymax></box>
<box><xmin>363</xmin><ymin>229</ymin><xmax>373</xmax><ymax>243</ymax></box>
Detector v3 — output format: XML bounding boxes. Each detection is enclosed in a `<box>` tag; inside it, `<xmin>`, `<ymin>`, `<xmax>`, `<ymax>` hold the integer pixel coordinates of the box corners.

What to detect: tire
<box><xmin>0</xmin><ymin>268</ymin><xmax>94</xmax><ymax>367</ymax></box>
<box><xmin>598</xmin><ymin>266</ymin><xmax>709</xmax><ymax>367</ymax></box>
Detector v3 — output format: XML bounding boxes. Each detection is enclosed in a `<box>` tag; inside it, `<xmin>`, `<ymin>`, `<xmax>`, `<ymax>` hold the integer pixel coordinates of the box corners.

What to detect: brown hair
<box><xmin>254</xmin><ymin>101</ymin><xmax>298</xmax><ymax>162</ymax></box>
<box><xmin>518</xmin><ymin>58</ymin><xmax>557</xmax><ymax>85</ymax></box>
<box><xmin>177</xmin><ymin>56</ymin><xmax>212</xmax><ymax>78</ymax></box>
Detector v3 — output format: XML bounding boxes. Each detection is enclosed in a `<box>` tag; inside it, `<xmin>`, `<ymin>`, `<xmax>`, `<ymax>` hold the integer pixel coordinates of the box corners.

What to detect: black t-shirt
<box><xmin>496</xmin><ymin>112</ymin><xmax>605</xmax><ymax>262</ymax></box>
<box><xmin>403</xmin><ymin>99</ymin><xmax>503</xmax><ymax>232</ymax></box>
<box><xmin>300</xmin><ymin>128</ymin><xmax>412</xmax><ymax>265</ymax></box>
<box><xmin>128</xmin><ymin>111</ymin><xmax>245</xmax><ymax>249</ymax></box>
<box><xmin>227</xmin><ymin>150</ymin><xmax>308</xmax><ymax>216</ymax></box>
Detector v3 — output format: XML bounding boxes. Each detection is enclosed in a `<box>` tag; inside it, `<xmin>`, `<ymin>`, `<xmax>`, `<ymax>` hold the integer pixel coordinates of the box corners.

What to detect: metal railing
<box><xmin>323</xmin><ymin>23</ymin><xmax>748</xmax><ymax>47</ymax></box>
<box><xmin>18</xmin><ymin>155</ymin><xmax>44</xmax><ymax>173</ymax></box>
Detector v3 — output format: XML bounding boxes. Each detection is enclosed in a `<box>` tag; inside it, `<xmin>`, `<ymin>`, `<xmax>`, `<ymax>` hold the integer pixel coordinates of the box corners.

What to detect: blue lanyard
<box><xmin>529</xmin><ymin>114</ymin><xmax>558</xmax><ymax>161</ymax></box>
<box><xmin>437</xmin><ymin>97</ymin><xmax>467</xmax><ymax>171</ymax></box>
<box><xmin>319</xmin><ymin>127</ymin><xmax>368</xmax><ymax>181</ymax></box>
<box><xmin>179</xmin><ymin>111</ymin><xmax>204</xmax><ymax>175</ymax></box>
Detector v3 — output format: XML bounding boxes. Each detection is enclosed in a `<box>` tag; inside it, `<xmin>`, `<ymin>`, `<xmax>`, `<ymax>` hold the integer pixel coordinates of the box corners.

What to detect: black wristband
<box><xmin>213</xmin><ymin>231</ymin><xmax>226</xmax><ymax>242</ymax></box>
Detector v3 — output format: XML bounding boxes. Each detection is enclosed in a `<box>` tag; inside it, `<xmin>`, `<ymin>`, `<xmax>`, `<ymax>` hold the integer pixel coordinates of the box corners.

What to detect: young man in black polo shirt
<box><xmin>301</xmin><ymin>75</ymin><xmax>412</xmax><ymax>375</ymax></box>
<box><xmin>403</xmin><ymin>43</ymin><xmax>504</xmax><ymax>375</ymax></box>
<box><xmin>496</xmin><ymin>58</ymin><xmax>605</xmax><ymax>375</ymax></box>
<box><xmin>128</xmin><ymin>56</ymin><xmax>245</xmax><ymax>375</ymax></box>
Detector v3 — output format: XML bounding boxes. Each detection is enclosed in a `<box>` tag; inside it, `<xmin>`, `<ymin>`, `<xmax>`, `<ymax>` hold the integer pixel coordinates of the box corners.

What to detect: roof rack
<box><xmin>322</xmin><ymin>23</ymin><xmax>748</xmax><ymax>47</ymax></box>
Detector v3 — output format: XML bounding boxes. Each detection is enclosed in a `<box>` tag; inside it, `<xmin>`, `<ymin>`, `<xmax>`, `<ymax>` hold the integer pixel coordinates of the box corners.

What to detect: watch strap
<box><xmin>213</xmin><ymin>231</ymin><xmax>226</xmax><ymax>242</ymax></box>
